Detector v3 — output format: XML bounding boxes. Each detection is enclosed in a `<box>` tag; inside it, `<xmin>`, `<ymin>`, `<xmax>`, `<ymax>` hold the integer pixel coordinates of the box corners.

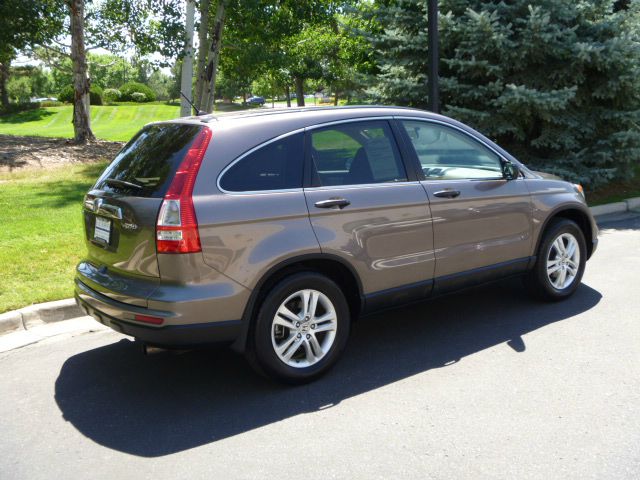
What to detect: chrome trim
<box><xmin>84</xmin><ymin>200</ymin><xmax>123</xmax><ymax>220</ymax></box>
<box><xmin>303</xmin><ymin>181</ymin><xmax>422</xmax><ymax>192</ymax></box>
<box><xmin>98</xmin><ymin>204</ymin><xmax>123</xmax><ymax>220</ymax></box>
<box><xmin>216</xmin><ymin>127</ymin><xmax>306</xmax><ymax>195</ymax></box>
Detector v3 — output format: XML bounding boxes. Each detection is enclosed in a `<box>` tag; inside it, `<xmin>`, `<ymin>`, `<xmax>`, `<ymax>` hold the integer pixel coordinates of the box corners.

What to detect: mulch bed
<box><xmin>0</xmin><ymin>135</ymin><xmax>124</xmax><ymax>172</ymax></box>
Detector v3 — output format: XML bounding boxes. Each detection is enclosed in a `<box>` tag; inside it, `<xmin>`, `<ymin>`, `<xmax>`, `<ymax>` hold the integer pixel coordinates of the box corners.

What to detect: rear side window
<box><xmin>95</xmin><ymin>124</ymin><xmax>205</xmax><ymax>198</ymax></box>
<box><xmin>220</xmin><ymin>133</ymin><xmax>304</xmax><ymax>192</ymax></box>
<box><xmin>309</xmin><ymin>121</ymin><xmax>407</xmax><ymax>187</ymax></box>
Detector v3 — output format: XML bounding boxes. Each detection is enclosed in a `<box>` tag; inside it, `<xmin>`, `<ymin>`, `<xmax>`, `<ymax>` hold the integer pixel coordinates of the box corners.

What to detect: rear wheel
<box><xmin>525</xmin><ymin>219</ymin><xmax>586</xmax><ymax>301</ymax></box>
<box><xmin>247</xmin><ymin>272</ymin><xmax>350</xmax><ymax>384</ymax></box>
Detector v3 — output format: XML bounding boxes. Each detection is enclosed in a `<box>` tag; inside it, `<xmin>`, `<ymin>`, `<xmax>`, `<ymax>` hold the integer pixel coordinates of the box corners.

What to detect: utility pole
<box><xmin>180</xmin><ymin>0</ymin><xmax>196</xmax><ymax>117</ymax></box>
<box><xmin>427</xmin><ymin>0</ymin><xmax>439</xmax><ymax>114</ymax></box>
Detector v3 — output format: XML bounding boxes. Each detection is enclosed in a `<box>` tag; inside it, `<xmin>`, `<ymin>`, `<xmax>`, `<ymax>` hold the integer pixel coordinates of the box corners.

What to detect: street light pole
<box><xmin>428</xmin><ymin>0</ymin><xmax>440</xmax><ymax>114</ymax></box>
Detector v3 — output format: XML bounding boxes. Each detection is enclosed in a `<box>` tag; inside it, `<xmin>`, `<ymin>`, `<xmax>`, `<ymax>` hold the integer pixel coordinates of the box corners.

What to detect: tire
<box><xmin>525</xmin><ymin>218</ymin><xmax>587</xmax><ymax>301</ymax></box>
<box><xmin>246</xmin><ymin>272</ymin><xmax>351</xmax><ymax>384</ymax></box>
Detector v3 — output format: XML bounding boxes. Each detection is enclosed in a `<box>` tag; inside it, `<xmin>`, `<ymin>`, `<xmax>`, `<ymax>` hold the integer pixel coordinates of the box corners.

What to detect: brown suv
<box><xmin>75</xmin><ymin>106</ymin><xmax>598</xmax><ymax>383</ymax></box>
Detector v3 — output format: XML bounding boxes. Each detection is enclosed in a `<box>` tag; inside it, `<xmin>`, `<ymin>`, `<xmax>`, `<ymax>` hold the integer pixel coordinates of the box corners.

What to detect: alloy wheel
<box><xmin>271</xmin><ymin>289</ymin><xmax>337</xmax><ymax>368</ymax></box>
<box><xmin>546</xmin><ymin>232</ymin><xmax>580</xmax><ymax>290</ymax></box>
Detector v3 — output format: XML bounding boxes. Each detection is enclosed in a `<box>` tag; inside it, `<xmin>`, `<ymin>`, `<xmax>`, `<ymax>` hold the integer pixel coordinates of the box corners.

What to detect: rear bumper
<box><xmin>75</xmin><ymin>279</ymin><xmax>242</xmax><ymax>347</ymax></box>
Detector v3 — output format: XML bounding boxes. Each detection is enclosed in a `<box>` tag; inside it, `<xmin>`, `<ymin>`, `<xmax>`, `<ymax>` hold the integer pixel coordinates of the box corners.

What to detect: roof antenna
<box><xmin>180</xmin><ymin>91</ymin><xmax>207</xmax><ymax>116</ymax></box>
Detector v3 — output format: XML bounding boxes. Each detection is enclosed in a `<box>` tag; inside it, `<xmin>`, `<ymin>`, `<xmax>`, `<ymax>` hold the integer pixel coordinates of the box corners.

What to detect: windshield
<box><xmin>95</xmin><ymin>123</ymin><xmax>204</xmax><ymax>198</ymax></box>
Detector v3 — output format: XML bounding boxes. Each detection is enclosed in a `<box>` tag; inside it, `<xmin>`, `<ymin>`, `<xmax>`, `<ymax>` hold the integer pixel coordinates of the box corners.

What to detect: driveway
<box><xmin>0</xmin><ymin>215</ymin><xmax>638</xmax><ymax>479</ymax></box>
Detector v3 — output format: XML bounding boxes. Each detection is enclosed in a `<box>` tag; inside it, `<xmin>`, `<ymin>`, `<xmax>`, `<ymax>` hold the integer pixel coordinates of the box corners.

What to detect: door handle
<box><xmin>433</xmin><ymin>189</ymin><xmax>461</xmax><ymax>199</ymax></box>
<box><xmin>314</xmin><ymin>198</ymin><xmax>351</xmax><ymax>209</ymax></box>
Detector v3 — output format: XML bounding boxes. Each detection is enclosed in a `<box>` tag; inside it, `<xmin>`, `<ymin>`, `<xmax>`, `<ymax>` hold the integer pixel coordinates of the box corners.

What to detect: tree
<box><xmin>195</xmin><ymin>0</ymin><xmax>227</xmax><ymax>112</ymax></box>
<box><xmin>148</xmin><ymin>70</ymin><xmax>173</xmax><ymax>100</ymax></box>
<box><xmin>30</xmin><ymin>0</ymin><xmax>184</xmax><ymax>141</ymax></box>
<box><xmin>68</xmin><ymin>0</ymin><xmax>96</xmax><ymax>142</ymax></box>
<box><xmin>192</xmin><ymin>0</ymin><xmax>352</xmax><ymax>111</ymax></box>
<box><xmin>5</xmin><ymin>66</ymin><xmax>54</xmax><ymax>100</ymax></box>
<box><xmin>368</xmin><ymin>0</ymin><xmax>640</xmax><ymax>186</ymax></box>
<box><xmin>180</xmin><ymin>0</ymin><xmax>196</xmax><ymax>116</ymax></box>
<box><xmin>7</xmin><ymin>77</ymin><xmax>32</xmax><ymax>103</ymax></box>
<box><xmin>0</xmin><ymin>0</ymin><xmax>64</xmax><ymax>107</ymax></box>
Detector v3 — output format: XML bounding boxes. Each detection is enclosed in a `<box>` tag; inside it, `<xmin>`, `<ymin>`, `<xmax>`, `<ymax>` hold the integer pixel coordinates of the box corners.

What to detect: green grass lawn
<box><xmin>0</xmin><ymin>104</ymin><xmax>180</xmax><ymax>141</ymax></box>
<box><xmin>0</xmin><ymin>163</ymin><xmax>107</xmax><ymax>313</ymax></box>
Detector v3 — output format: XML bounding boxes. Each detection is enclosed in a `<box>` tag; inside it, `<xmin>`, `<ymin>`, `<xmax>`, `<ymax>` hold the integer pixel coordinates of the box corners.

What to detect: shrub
<box><xmin>130</xmin><ymin>92</ymin><xmax>147</xmax><ymax>102</ymax></box>
<box><xmin>0</xmin><ymin>102</ymin><xmax>40</xmax><ymax>116</ymax></box>
<box><xmin>119</xmin><ymin>82</ymin><xmax>155</xmax><ymax>102</ymax></box>
<box><xmin>58</xmin><ymin>84</ymin><xmax>103</xmax><ymax>105</ymax></box>
<box><xmin>89</xmin><ymin>85</ymin><xmax>103</xmax><ymax>105</ymax></box>
<box><xmin>57</xmin><ymin>85</ymin><xmax>74</xmax><ymax>103</ymax></box>
<box><xmin>103</xmin><ymin>88</ymin><xmax>121</xmax><ymax>103</ymax></box>
<box><xmin>39</xmin><ymin>101</ymin><xmax>63</xmax><ymax>107</ymax></box>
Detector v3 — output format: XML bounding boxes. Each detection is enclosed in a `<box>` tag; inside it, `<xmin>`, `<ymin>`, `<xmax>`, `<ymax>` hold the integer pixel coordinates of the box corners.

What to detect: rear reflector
<box><xmin>134</xmin><ymin>314</ymin><xmax>164</xmax><ymax>325</ymax></box>
<box><xmin>156</xmin><ymin>127</ymin><xmax>212</xmax><ymax>254</ymax></box>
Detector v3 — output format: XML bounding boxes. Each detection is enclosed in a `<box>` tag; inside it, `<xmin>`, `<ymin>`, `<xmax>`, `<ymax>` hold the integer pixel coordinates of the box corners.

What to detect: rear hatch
<box><xmin>80</xmin><ymin>122</ymin><xmax>206</xmax><ymax>305</ymax></box>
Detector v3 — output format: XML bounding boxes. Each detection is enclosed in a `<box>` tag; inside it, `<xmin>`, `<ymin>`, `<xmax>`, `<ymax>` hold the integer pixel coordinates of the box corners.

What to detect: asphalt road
<box><xmin>1</xmin><ymin>215</ymin><xmax>639</xmax><ymax>480</ymax></box>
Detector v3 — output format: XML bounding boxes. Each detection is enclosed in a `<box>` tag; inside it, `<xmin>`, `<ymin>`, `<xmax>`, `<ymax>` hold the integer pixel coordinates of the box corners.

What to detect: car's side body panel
<box><xmin>196</xmin><ymin>191</ymin><xmax>322</xmax><ymax>289</ymax></box>
<box><xmin>524</xmin><ymin>178</ymin><xmax>598</xmax><ymax>257</ymax></box>
<box><xmin>421</xmin><ymin>178</ymin><xmax>533</xmax><ymax>277</ymax></box>
<box><xmin>304</xmin><ymin>182</ymin><xmax>435</xmax><ymax>294</ymax></box>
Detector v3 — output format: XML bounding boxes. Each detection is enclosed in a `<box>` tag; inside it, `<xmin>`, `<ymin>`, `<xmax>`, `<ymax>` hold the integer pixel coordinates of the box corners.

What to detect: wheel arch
<box><xmin>535</xmin><ymin>206</ymin><xmax>595</xmax><ymax>260</ymax></box>
<box><xmin>230</xmin><ymin>254</ymin><xmax>364</xmax><ymax>353</ymax></box>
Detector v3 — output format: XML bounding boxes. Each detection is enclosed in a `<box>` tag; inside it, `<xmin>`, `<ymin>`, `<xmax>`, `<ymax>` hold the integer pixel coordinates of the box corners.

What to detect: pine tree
<box><xmin>368</xmin><ymin>0</ymin><xmax>640</xmax><ymax>186</ymax></box>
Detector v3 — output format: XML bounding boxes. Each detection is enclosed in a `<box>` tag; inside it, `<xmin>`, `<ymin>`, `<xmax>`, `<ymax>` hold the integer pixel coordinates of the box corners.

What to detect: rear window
<box><xmin>94</xmin><ymin>123</ymin><xmax>204</xmax><ymax>198</ymax></box>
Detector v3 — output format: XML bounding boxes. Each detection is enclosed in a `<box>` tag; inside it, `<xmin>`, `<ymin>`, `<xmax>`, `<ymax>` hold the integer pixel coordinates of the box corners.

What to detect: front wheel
<box><xmin>247</xmin><ymin>272</ymin><xmax>350</xmax><ymax>384</ymax></box>
<box><xmin>525</xmin><ymin>219</ymin><xmax>587</xmax><ymax>301</ymax></box>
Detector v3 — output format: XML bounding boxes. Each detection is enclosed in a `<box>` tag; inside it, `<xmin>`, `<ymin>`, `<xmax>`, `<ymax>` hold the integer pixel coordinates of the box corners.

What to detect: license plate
<box><xmin>94</xmin><ymin>216</ymin><xmax>111</xmax><ymax>244</ymax></box>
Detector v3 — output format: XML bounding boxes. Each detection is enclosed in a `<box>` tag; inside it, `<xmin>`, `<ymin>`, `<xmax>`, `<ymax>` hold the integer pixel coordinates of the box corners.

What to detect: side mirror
<box><xmin>502</xmin><ymin>159</ymin><xmax>520</xmax><ymax>180</ymax></box>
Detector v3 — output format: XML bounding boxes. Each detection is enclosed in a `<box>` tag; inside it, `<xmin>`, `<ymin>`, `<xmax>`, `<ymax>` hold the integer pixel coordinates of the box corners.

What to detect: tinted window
<box><xmin>95</xmin><ymin>124</ymin><xmax>204</xmax><ymax>198</ymax></box>
<box><xmin>220</xmin><ymin>133</ymin><xmax>304</xmax><ymax>192</ymax></box>
<box><xmin>401</xmin><ymin>120</ymin><xmax>502</xmax><ymax>180</ymax></box>
<box><xmin>310</xmin><ymin>121</ymin><xmax>406</xmax><ymax>186</ymax></box>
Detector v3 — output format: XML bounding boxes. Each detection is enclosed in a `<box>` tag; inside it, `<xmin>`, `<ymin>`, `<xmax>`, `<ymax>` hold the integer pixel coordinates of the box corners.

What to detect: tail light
<box><xmin>156</xmin><ymin>127</ymin><xmax>212</xmax><ymax>253</ymax></box>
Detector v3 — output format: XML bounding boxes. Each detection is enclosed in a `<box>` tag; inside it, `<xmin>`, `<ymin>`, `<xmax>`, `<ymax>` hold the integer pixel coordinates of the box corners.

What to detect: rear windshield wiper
<box><xmin>103</xmin><ymin>178</ymin><xmax>143</xmax><ymax>190</ymax></box>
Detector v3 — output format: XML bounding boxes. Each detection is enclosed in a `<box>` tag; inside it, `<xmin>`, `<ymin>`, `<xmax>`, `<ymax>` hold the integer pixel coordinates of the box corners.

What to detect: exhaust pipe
<box><xmin>141</xmin><ymin>344</ymin><xmax>167</xmax><ymax>356</ymax></box>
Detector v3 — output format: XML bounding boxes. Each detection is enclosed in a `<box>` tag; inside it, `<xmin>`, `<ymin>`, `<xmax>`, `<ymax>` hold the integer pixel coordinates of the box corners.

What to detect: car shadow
<box><xmin>54</xmin><ymin>279</ymin><xmax>601</xmax><ymax>457</ymax></box>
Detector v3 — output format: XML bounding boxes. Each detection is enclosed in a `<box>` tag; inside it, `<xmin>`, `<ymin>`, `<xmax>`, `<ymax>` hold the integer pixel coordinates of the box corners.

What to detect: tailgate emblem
<box><xmin>121</xmin><ymin>222</ymin><xmax>138</xmax><ymax>230</ymax></box>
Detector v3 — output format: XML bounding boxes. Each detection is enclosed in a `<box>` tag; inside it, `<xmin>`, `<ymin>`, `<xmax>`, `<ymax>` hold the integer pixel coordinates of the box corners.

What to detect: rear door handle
<box><xmin>314</xmin><ymin>198</ymin><xmax>351</xmax><ymax>209</ymax></box>
<box><xmin>433</xmin><ymin>189</ymin><xmax>461</xmax><ymax>199</ymax></box>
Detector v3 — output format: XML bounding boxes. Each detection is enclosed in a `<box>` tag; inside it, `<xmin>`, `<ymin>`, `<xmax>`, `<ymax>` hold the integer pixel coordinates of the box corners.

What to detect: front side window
<box><xmin>401</xmin><ymin>120</ymin><xmax>503</xmax><ymax>180</ymax></box>
<box><xmin>220</xmin><ymin>133</ymin><xmax>304</xmax><ymax>192</ymax></box>
<box><xmin>309</xmin><ymin>121</ymin><xmax>407</xmax><ymax>187</ymax></box>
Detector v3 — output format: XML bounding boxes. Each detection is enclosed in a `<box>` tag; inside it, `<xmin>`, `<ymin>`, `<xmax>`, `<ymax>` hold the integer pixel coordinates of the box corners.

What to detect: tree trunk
<box><xmin>334</xmin><ymin>91</ymin><xmax>339</xmax><ymax>106</ymax></box>
<box><xmin>295</xmin><ymin>77</ymin><xmax>305</xmax><ymax>107</ymax></box>
<box><xmin>202</xmin><ymin>0</ymin><xmax>226</xmax><ymax>113</ymax></box>
<box><xmin>69</xmin><ymin>0</ymin><xmax>95</xmax><ymax>143</ymax></box>
<box><xmin>0</xmin><ymin>60</ymin><xmax>10</xmax><ymax>108</ymax></box>
<box><xmin>286</xmin><ymin>85</ymin><xmax>291</xmax><ymax>108</ymax></box>
<box><xmin>180</xmin><ymin>0</ymin><xmax>196</xmax><ymax>117</ymax></box>
<box><xmin>194</xmin><ymin>0</ymin><xmax>210</xmax><ymax>110</ymax></box>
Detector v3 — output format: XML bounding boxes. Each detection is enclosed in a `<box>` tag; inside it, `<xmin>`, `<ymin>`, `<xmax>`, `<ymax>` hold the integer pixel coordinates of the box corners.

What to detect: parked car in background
<box><xmin>246</xmin><ymin>96</ymin><xmax>265</xmax><ymax>106</ymax></box>
<box><xmin>75</xmin><ymin>106</ymin><xmax>597</xmax><ymax>383</ymax></box>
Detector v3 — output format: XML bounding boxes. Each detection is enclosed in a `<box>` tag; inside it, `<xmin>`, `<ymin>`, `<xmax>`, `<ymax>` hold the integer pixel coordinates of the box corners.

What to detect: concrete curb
<box><xmin>590</xmin><ymin>197</ymin><xmax>640</xmax><ymax>218</ymax></box>
<box><xmin>0</xmin><ymin>197</ymin><xmax>638</xmax><ymax>338</ymax></box>
<box><xmin>0</xmin><ymin>299</ymin><xmax>82</xmax><ymax>335</ymax></box>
